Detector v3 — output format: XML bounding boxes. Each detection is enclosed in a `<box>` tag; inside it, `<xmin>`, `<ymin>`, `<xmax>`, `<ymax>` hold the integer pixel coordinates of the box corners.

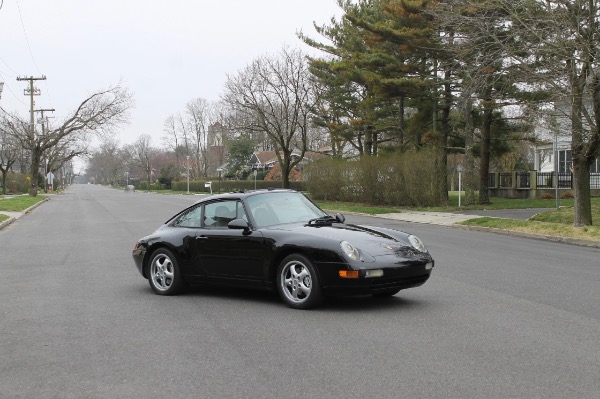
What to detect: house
<box><xmin>529</xmin><ymin>107</ymin><xmax>600</xmax><ymax>190</ymax></box>
<box><xmin>248</xmin><ymin>150</ymin><xmax>329</xmax><ymax>173</ymax></box>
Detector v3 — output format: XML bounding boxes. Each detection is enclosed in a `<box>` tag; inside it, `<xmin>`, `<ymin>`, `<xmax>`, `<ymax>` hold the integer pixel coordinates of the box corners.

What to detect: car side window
<box><xmin>204</xmin><ymin>201</ymin><xmax>248</xmax><ymax>228</ymax></box>
<box><xmin>171</xmin><ymin>205</ymin><xmax>202</xmax><ymax>228</ymax></box>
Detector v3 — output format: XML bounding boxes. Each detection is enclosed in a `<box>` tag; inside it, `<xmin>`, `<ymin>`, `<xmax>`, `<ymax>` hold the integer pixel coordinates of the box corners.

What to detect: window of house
<box><xmin>558</xmin><ymin>150</ymin><xmax>572</xmax><ymax>173</ymax></box>
<box><xmin>590</xmin><ymin>158</ymin><xmax>600</xmax><ymax>173</ymax></box>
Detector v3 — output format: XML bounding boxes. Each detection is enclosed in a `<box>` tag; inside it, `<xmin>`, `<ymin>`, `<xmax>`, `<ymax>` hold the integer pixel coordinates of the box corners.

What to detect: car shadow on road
<box><xmin>129</xmin><ymin>284</ymin><xmax>431</xmax><ymax>312</ymax></box>
<box><xmin>320</xmin><ymin>294</ymin><xmax>429</xmax><ymax>313</ymax></box>
<box><xmin>186</xmin><ymin>285</ymin><xmax>430</xmax><ymax>312</ymax></box>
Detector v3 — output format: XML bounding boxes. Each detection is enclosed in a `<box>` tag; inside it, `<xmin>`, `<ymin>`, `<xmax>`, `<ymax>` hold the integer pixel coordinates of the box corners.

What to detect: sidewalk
<box><xmin>372</xmin><ymin>211</ymin><xmax>481</xmax><ymax>226</ymax></box>
<box><xmin>0</xmin><ymin>198</ymin><xmax>49</xmax><ymax>230</ymax></box>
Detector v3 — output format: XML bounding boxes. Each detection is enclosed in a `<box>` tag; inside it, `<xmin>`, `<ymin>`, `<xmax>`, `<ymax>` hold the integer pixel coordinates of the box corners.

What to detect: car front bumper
<box><xmin>317</xmin><ymin>260</ymin><xmax>433</xmax><ymax>296</ymax></box>
<box><xmin>132</xmin><ymin>247</ymin><xmax>146</xmax><ymax>277</ymax></box>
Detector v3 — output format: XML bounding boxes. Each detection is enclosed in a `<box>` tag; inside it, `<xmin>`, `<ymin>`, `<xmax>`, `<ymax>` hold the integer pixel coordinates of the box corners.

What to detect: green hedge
<box><xmin>0</xmin><ymin>172</ymin><xmax>30</xmax><ymax>194</ymax></box>
<box><xmin>170</xmin><ymin>179</ymin><xmax>306</xmax><ymax>193</ymax></box>
<box><xmin>305</xmin><ymin>149</ymin><xmax>447</xmax><ymax>207</ymax></box>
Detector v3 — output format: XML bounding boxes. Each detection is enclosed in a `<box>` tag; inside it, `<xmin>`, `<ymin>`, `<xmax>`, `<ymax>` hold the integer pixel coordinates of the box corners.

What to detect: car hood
<box><xmin>264</xmin><ymin>222</ymin><xmax>425</xmax><ymax>258</ymax></box>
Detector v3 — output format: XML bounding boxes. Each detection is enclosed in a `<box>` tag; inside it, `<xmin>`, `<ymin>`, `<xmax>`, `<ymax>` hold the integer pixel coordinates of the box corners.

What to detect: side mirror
<box><xmin>228</xmin><ymin>218</ymin><xmax>251</xmax><ymax>233</ymax></box>
<box><xmin>335</xmin><ymin>213</ymin><xmax>345</xmax><ymax>223</ymax></box>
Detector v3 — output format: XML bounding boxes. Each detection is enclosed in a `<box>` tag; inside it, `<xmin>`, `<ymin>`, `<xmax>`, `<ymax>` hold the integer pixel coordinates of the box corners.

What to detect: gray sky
<box><xmin>1</xmin><ymin>0</ymin><xmax>340</xmax><ymax>150</ymax></box>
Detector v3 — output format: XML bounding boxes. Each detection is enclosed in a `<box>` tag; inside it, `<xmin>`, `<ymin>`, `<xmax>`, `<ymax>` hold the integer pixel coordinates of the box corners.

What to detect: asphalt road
<box><xmin>1</xmin><ymin>185</ymin><xmax>598</xmax><ymax>399</ymax></box>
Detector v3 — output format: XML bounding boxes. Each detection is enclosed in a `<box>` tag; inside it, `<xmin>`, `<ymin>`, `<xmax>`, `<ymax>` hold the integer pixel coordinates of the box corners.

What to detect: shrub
<box><xmin>1</xmin><ymin>172</ymin><xmax>30</xmax><ymax>194</ymax></box>
<box><xmin>560</xmin><ymin>191</ymin><xmax>574</xmax><ymax>199</ymax></box>
<box><xmin>539</xmin><ymin>192</ymin><xmax>553</xmax><ymax>200</ymax></box>
<box><xmin>170</xmin><ymin>179</ymin><xmax>305</xmax><ymax>193</ymax></box>
<box><xmin>305</xmin><ymin>149</ymin><xmax>447</xmax><ymax>207</ymax></box>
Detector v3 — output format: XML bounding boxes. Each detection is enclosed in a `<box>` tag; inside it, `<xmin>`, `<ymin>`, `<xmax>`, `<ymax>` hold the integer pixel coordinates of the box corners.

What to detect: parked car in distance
<box><xmin>132</xmin><ymin>189</ymin><xmax>434</xmax><ymax>309</ymax></box>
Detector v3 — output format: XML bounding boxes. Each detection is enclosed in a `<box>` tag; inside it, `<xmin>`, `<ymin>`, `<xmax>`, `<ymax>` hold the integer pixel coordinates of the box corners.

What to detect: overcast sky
<box><xmin>1</xmin><ymin>0</ymin><xmax>341</xmax><ymax>152</ymax></box>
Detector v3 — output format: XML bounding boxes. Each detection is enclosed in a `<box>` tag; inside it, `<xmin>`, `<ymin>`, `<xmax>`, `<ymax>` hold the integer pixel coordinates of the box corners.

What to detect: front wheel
<box><xmin>147</xmin><ymin>248</ymin><xmax>184</xmax><ymax>295</ymax></box>
<box><xmin>276</xmin><ymin>254</ymin><xmax>323</xmax><ymax>309</ymax></box>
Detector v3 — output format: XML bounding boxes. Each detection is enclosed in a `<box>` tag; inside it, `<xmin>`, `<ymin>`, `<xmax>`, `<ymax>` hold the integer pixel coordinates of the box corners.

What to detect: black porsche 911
<box><xmin>132</xmin><ymin>189</ymin><xmax>434</xmax><ymax>309</ymax></box>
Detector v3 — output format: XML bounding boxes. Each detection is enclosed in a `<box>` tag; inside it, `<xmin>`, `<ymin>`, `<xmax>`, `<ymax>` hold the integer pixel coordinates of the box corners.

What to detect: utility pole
<box><xmin>34</xmin><ymin>108</ymin><xmax>55</xmax><ymax>192</ymax></box>
<box><xmin>17</xmin><ymin>76</ymin><xmax>46</xmax><ymax>138</ymax></box>
<box><xmin>17</xmin><ymin>75</ymin><xmax>46</xmax><ymax>196</ymax></box>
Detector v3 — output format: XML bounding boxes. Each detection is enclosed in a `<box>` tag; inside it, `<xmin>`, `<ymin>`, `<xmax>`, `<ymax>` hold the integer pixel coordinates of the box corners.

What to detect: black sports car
<box><xmin>132</xmin><ymin>189</ymin><xmax>434</xmax><ymax>309</ymax></box>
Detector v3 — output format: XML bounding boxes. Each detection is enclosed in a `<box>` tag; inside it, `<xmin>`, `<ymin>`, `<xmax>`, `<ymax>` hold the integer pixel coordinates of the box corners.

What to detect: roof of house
<box><xmin>253</xmin><ymin>150</ymin><xmax>328</xmax><ymax>166</ymax></box>
<box><xmin>252</xmin><ymin>151</ymin><xmax>276</xmax><ymax>164</ymax></box>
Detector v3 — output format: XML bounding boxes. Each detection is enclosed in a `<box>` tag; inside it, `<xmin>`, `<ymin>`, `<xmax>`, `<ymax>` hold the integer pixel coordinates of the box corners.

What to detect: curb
<box><xmin>0</xmin><ymin>197</ymin><xmax>49</xmax><ymax>231</ymax></box>
<box><xmin>452</xmin><ymin>224</ymin><xmax>600</xmax><ymax>248</ymax></box>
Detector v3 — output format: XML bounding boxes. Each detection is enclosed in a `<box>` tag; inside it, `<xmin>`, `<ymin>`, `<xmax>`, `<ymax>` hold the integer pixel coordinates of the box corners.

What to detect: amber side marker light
<box><xmin>339</xmin><ymin>270</ymin><xmax>360</xmax><ymax>279</ymax></box>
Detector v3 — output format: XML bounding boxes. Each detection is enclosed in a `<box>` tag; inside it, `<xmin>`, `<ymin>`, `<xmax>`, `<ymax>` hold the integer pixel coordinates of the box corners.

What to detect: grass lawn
<box><xmin>0</xmin><ymin>195</ymin><xmax>47</xmax><ymax>212</ymax></box>
<box><xmin>0</xmin><ymin>214</ymin><xmax>9</xmax><ymax>223</ymax></box>
<box><xmin>314</xmin><ymin>193</ymin><xmax>579</xmax><ymax>215</ymax></box>
<box><xmin>460</xmin><ymin>201</ymin><xmax>600</xmax><ymax>241</ymax></box>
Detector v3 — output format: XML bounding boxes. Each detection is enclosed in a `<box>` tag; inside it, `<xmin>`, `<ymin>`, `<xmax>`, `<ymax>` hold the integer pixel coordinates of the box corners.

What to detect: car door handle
<box><xmin>196</xmin><ymin>236</ymin><xmax>208</xmax><ymax>240</ymax></box>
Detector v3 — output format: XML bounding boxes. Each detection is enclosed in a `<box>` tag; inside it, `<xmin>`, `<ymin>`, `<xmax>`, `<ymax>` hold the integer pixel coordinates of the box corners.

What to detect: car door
<box><xmin>167</xmin><ymin>204</ymin><xmax>206</xmax><ymax>278</ymax></box>
<box><xmin>194</xmin><ymin>200</ymin><xmax>266</xmax><ymax>281</ymax></box>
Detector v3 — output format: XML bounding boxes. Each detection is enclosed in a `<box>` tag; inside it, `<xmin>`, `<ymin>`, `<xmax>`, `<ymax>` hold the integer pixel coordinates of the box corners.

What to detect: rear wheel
<box><xmin>148</xmin><ymin>248</ymin><xmax>184</xmax><ymax>295</ymax></box>
<box><xmin>276</xmin><ymin>254</ymin><xmax>323</xmax><ymax>309</ymax></box>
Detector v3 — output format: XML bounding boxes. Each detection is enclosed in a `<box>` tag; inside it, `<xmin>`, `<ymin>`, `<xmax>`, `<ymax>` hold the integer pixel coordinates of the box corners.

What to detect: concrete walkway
<box><xmin>373</xmin><ymin>211</ymin><xmax>481</xmax><ymax>226</ymax></box>
<box><xmin>0</xmin><ymin>198</ymin><xmax>49</xmax><ymax>230</ymax></box>
<box><xmin>368</xmin><ymin>208</ymin><xmax>551</xmax><ymax>226</ymax></box>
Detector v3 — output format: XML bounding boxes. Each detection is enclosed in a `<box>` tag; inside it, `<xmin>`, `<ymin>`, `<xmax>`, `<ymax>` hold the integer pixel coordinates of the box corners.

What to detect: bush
<box><xmin>560</xmin><ymin>191</ymin><xmax>574</xmax><ymax>199</ymax></box>
<box><xmin>1</xmin><ymin>172</ymin><xmax>30</xmax><ymax>194</ymax></box>
<box><xmin>170</xmin><ymin>179</ymin><xmax>305</xmax><ymax>193</ymax></box>
<box><xmin>135</xmin><ymin>181</ymin><xmax>161</xmax><ymax>191</ymax></box>
<box><xmin>539</xmin><ymin>192</ymin><xmax>554</xmax><ymax>200</ymax></box>
<box><xmin>305</xmin><ymin>149</ymin><xmax>447</xmax><ymax>207</ymax></box>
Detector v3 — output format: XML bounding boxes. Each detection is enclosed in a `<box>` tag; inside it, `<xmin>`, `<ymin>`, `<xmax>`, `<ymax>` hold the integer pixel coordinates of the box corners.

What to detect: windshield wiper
<box><xmin>307</xmin><ymin>215</ymin><xmax>338</xmax><ymax>226</ymax></box>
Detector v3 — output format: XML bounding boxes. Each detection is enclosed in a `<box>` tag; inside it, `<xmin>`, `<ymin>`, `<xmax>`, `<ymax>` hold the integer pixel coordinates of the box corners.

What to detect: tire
<box><xmin>276</xmin><ymin>254</ymin><xmax>323</xmax><ymax>309</ymax></box>
<box><xmin>147</xmin><ymin>248</ymin><xmax>184</xmax><ymax>295</ymax></box>
<box><xmin>372</xmin><ymin>288</ymin><xmax>401</xmax><ymax>298</ymax></box>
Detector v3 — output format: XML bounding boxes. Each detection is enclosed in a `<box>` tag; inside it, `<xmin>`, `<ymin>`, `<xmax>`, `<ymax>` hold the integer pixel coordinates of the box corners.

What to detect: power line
<box><xmin>0</xmin><ymin>71</ymin><xmax>27</xmax><ymax>106</ymax></box>
<box><xmin>0</xmin><ymin>56</ymin><xmax>18</xmax><ymax>76</ymax></box>
<box><xmin>10</xmin><ymin>1</ymin><xmax>54</xmax><ymax>110</ymax></box>
<box><xmin>15</xmin><ymin>0</ymin><xmax>42</xmax><ymax>74</ymax></box>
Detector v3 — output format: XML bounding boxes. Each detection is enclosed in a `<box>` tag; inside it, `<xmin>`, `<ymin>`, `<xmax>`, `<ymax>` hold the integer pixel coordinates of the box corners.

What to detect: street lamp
<box><xmin>186</xmin><ymin>155</ymin><xmax>190</xmax><ymax>194</ymax></box>
<box><xmin>217</xmin><ymin>168</ymin><xmax>223</xmax><ymax>194</ymax></box>
<box><xmin>554</xmin><ymin>132</ymin><xmax>559</xmax><ymax>210</ymax></box>
<box><xmin>253</xmin><ymin>167</ymin><xmax>257</xmax><ymax>190</ymax></box>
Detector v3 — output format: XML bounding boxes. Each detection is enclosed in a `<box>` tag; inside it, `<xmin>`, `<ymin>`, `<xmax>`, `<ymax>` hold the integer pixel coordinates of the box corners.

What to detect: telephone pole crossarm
<box><xmin>16</xmin><ymin>76</ymin><xmax>47</xmax><ymax>138</ymax></box>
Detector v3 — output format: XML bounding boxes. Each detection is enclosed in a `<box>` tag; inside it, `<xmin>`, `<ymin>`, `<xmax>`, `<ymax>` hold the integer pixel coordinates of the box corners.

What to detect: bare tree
<box><xmin>2</xmin><ymin>83</ymin><xmax>132</xmax><ymax>196</ymax></box>
<box><xmin>0</xmin><ymin>117</ymin><xmax>20</xmax><ymax>194</ymax></box>
<box><xmin>127</xmin><ymin>134</ymin><xmax>155</xmax><ymax>190</ymax></box>
<box><xmin>86</xmin><ymin>139</ymin><xmax>126</xmax><ymax>186</ymax></box>
<box><xmin>185</xmin><ymin>98</ymin><xmax>217</xmax><ymax>177</ymax></box>
<box><xmin>223</xmin><ymin>47</ymin><xmax>315</xmax><ymax>188</ymax></box>
<box><xmin>162</xmin><ymin>115</ymin><xmax>182</xmax><ymax>179</ymax></box>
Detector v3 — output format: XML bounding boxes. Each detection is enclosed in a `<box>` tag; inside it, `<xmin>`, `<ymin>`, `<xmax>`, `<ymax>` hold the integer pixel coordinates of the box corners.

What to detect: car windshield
<box><xmin>246</xmin><ymin>192</ymin><xmax>327</xmax><ymax>227</ymax></box>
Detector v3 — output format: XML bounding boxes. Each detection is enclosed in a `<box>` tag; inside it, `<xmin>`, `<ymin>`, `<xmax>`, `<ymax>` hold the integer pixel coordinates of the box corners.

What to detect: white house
<box><xmin>532</xmin><ymin>108</ymin><xmax>600</xmax><ymax>188</ymax></box>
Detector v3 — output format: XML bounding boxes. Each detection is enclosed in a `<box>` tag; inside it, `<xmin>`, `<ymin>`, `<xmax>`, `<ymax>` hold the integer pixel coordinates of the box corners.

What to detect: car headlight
<box><xmin>408</xmin><ymin>235</ymin><xmax>426</xmax><ymax>253</ymax></box>
<box><xmin>340</xmin><ymin>240</ymin><xmax>360</xmax><ymax>260</ymax></box>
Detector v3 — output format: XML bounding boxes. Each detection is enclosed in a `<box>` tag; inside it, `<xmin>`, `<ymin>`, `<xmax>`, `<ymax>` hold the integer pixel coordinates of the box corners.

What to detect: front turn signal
<box><xmin>339</xmin><ymin>270</ymin><xmax>359</xmax><ymax>279</ymax></box>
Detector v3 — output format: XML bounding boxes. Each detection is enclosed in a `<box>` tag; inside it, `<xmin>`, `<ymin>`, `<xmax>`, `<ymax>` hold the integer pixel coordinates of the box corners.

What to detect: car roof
<box><xmin>194</xmin><ymin>188</ymin><xmax>297</xmax><ymax>204</ymax></box>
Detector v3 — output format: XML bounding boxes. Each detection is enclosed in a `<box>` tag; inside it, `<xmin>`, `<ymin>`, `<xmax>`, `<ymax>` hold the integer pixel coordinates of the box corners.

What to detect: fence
<box><xmin>488</xmin><ymin>171</ymin><xmax>600</xmax><ymax>198</ymax></box>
